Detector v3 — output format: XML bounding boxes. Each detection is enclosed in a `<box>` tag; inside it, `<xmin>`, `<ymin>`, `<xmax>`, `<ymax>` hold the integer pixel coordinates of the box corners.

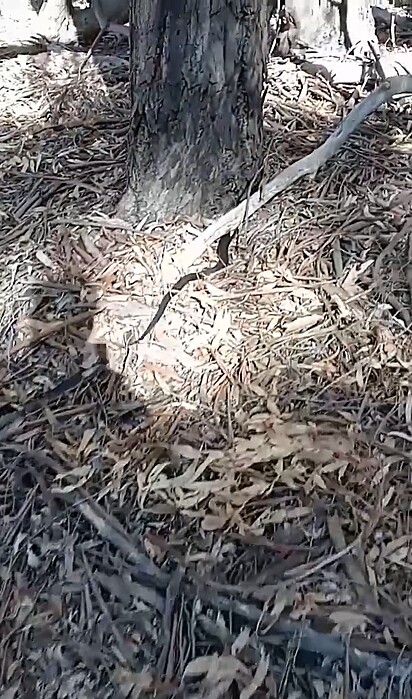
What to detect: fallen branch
<box><xmin>6</xmin><ymin>444</ymin><xmax>412</xmax><ymax>690</ymax></box>
<box><xmin>178</xmin><ymin>75</ymin><xmax>412</xmax><ymax>272</ymax></box>
<box><xmin>10</xmin><ymin>308</ymin><xmax>102</xmax><ymax>356</ymax></box>
<box><xmin>198</xmin><ymin>613</ymin><xmax>412</xmax><ymax>693</ymax></box>
<box><xmin>1</xmin><ymin>445</ymin><xmax>169</xmax><ymax>589</ymax></box>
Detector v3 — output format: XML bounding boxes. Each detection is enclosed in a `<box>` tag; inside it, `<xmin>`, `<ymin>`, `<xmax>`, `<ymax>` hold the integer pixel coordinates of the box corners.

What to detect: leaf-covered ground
<box><xmin>1</xmin><ymin>29</ymin><xmax>412</xmax><ymax>699</ymax></box>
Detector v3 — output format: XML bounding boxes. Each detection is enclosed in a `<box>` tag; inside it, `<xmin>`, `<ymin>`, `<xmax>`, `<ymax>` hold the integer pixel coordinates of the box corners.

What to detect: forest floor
<box><xmin>1</xmin><ymin>28</ymin><xmax>412</xmax><ymax>699</ymax></box>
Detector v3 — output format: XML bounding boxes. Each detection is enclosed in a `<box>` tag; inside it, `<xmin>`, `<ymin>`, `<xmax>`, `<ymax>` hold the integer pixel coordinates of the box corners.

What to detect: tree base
<box><xmin>119</xmin><ymin>135</ymin><xmax>255</xmax><ymax>220</ymax></box>
<box><xmin>126</xmin><ymin>0</ymin><xmax>267</xmax><ymax>221</ymax></box>
<box><xmin>285</xmin><ymin>0</ymin><xmax>377</xmax><ymax>58</ymax></box>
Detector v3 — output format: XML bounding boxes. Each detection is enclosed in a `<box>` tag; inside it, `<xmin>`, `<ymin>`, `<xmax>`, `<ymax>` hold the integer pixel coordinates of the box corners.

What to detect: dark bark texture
<box><xmin>124</xmin><ymin>0</ymin><xmax>268</xmax><ymax>219</ymax></box>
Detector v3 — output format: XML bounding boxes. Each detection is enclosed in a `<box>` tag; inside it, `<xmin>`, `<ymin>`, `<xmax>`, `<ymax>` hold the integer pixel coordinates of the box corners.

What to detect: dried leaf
<box><xmin>381</xmin><ymin>534</ymin><xmax>412</xmax><ymax>558</ymax></box>
<box><xmin>285</xmin><ymin>314</ymin><xmax>324</xmax><ymax>333</ymax></box>
<box><xmin>239</xmin><ymin>654</ymin><xmax>269</xmax><ymax>699</ymax></box>
<box><xmin>231</xmin><ymin>628</ymin><xmax>250</xmax><ymax>656</ymax></box>
<box><xmin>77</xmin><ymin>428</ymin><xmax>96</xmax><ymax>456</ymax></box>
<box><xmin>184</xmin><ymin>654</ymin><xmax>247</xmax><ymax>681</ymax></box>
<box><xmin>35</xmin><ymin>249</ymin><xmax>55</xmax><ymax>268</ymax></box>
<box><xmin>202</xmin><ymin>515</ymin><xmax>229</xmax><ymax>531</ymax></box>
<box><xmin>329</xmin><ymin>610</ymin><xmax>369</xmax><ymax>632</ymax></box>
<box><xmin>230</xmin><ymin>482</ymin><xmax>269</xmax><ymax>506</ymax></box>
<box><xmin>171</xmin><ymin>443</ymin><xmax>202</xmax><ymax>460</ymax></box>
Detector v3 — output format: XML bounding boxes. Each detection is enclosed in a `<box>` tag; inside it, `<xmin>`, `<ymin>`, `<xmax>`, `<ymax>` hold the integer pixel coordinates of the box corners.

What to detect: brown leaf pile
<box><xmin>1</xmin><ymin>31</ymin><xmax>412</xmax><ymax>699</ymax></box>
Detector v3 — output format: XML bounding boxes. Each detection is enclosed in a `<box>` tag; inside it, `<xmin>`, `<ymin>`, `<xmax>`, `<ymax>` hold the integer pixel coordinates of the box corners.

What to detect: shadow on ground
<box><xmin>1</xmin><ymin>33</ymin><xmax>412</xmax><ymax>699</ymax></box>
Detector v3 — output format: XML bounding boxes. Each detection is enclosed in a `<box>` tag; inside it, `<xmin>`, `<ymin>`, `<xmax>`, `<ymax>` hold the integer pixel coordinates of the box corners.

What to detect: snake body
<box><xmin>137</xmin><ymin>231</ymin><xmax>234</xmax><ymax>342</ymax></box>
<box><xmin>0</xmin><ymin>233</ymin><xmax>234</xmax><ymax>419</ymax></box>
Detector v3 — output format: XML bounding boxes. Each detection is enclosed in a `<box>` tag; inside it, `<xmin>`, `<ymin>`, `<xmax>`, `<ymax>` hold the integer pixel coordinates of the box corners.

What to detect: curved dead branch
<box><xmin>178</xmin><ymin>75</ymin><xmax>412</xmax><ymax>272</ymax></box>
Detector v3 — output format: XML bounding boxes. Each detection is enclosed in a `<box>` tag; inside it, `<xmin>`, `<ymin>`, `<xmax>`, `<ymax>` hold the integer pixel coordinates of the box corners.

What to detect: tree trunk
<box><xmin>0</xmin><ymin>0</ymin><xmax>129</xmax><ymax>55</ymax></box>
<box><xmin>344</xmin><ymin>0</ymin><xmax>376</xmax><ymax>54</ymax></box>
<box><xmin>285</xmin><ymin>0</ymin><xmax>341</xmax><ymax>51</ymax></box>
<box><xmin>122</xmin><ymin>0</ymin><xmax>268</xmax><ymax>219</ymax></box>
<box><xmin>36</xmin><ymin>0</ymin><xmax>77</xmax><ymax>42</ymax></box>
<box><xmin>286</xmin><ymin>0</ymin><xmax>376</xmax><ymax>55</ymax></box>
<box><xmin>0</xmin><ymin>0</ymin><xmax>39</xmax><ymax>47</ymax></box>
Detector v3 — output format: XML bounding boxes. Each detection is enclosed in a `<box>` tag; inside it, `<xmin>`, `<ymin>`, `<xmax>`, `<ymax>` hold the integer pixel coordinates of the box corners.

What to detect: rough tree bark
<box><xmin>122</xmin><ymin>0</ymin><xmax>379</xmax><ymax>219</ymax></box>
<box><xmin>121</xmin><ymin>0</ymin><xmax>268</xmax><ymax>219</ymax></box>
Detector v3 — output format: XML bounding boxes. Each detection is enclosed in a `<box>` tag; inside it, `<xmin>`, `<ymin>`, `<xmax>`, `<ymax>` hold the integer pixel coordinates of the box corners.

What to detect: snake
<box><xmin>0</xmin><ymin>233</ymin><xmax>234</xmax><ymax>423</ymax></box>
<box><xmin>136</xmin><ymin>230</ymin><xmax>235</xmax><ymax>343</ymax></box>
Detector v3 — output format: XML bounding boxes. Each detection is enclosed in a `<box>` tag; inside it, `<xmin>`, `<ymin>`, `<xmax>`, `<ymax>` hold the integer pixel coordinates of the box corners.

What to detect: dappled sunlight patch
<box><xmin>2</xmin><ymin>35</ymin><xmax>412</xmax><ymax>698</ymax></box>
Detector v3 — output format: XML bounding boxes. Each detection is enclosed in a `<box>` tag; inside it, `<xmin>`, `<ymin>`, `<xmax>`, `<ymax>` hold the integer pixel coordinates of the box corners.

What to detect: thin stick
<box><xmin>78</xmin><ymin>26</ymin><xmax>106</xmax><ymax>74</ymax></box>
